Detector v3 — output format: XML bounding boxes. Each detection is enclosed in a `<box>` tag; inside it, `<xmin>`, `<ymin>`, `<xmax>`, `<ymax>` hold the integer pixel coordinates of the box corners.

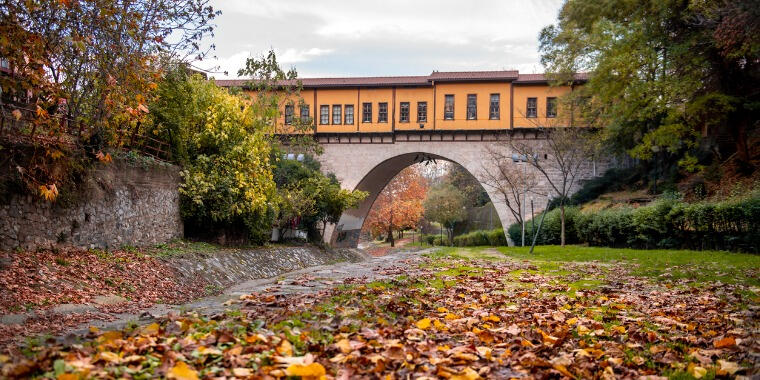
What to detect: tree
<box><xmin>304</xmin><ymin>174</ymin><xmax>367</xmax><ymax>242</ymax></box>
<box><xmin>510</xmin><ymin>127</ymin><xmax>597</xmax><ymax>247</ymax></box>
<box><xmin>539</xmin><ymin>0</ymin><xmax>759</xmax><ymax>173</ymax></box>
<box><xmin>161</xmin><ymin>75</ymin><xmax>276</xmax><ymax>245</ymax></box>
<box><xmin>363</xmin><ymin>166</ymin><xmax>428</xmax><ymax>247</ymax></box>
<box><xmin>0</xmin><ymin>0</ymin><xmax>218</xmax><ymax>199</ymax></box>
<box><xmin>442</xmin><ymin>164</ymin><xmax>489</xmax><ymax>208</ymax></box>
<box><xmin>423</xmin><ymin>184</ymin><xmax>467</xmax><ymax>246</ymax></box>
<box><xmin>479</xmin><ymin>145</ymin><xmax>538</xmax><ymax>244</ymax></box>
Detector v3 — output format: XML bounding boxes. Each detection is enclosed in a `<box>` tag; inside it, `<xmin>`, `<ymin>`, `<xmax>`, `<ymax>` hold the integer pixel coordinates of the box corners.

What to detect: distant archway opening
<box><xmin>329</xmin><ymin>152</ymin><xmax>505</xmax><ymax>248</ymax></box>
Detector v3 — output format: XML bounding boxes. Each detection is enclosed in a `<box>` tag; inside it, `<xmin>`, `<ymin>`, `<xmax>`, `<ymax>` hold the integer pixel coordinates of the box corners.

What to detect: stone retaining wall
<box><xmin>0</xmin><ymin>159</ymin><xmax>183</xmax><ymax>251</ymax></box>
<box><xmin>168</xmin><ymin>246</ymin><xmax>369</xmax><ymax>289</ymax></box>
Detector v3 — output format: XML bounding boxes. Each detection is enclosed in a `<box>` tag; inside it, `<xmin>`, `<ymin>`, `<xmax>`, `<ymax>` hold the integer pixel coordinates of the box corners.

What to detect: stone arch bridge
<box><xmin>314</xmin><ymin>129</ymin><xmax>605</xmax><ymax>248</ymax></box>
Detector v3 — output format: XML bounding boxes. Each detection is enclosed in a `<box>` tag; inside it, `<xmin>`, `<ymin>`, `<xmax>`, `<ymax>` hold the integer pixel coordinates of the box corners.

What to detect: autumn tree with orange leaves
<box><xmin>363</xmin><ymin>166</ymin><xmax>428</xmax><ymax>247</ymax></box>
<box><xmin>0</xmin><ymin>0</ymin><xmax>218</xmax><ymax>201</ymax></box>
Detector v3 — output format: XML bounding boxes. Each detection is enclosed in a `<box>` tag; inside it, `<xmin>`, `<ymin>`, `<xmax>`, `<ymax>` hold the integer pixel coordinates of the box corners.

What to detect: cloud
<box><xmin>207</xmin><ymin>0</ymin><xmax>564</xmax><ymax>78</ymax></box>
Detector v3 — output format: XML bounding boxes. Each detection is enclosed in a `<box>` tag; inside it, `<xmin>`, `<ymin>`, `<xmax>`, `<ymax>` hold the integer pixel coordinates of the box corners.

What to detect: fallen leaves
<box><xmin>167</xmin><ymin>361</ymin><xmax>198</xmax><ymax>380</ymax></box>
<box><xmin>1</xmin><ymin>253</ymin><xmax>757</xmax><ymax>379</ymax></box>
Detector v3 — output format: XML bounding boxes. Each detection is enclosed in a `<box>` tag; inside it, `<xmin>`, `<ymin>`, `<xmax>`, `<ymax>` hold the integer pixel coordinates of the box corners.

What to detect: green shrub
<box><xmin>509</xmin><ymin>206</ymin><xmax>581</xmax><ymax>246</ymax></box>
<box><xmin>451</xmin><ymin>228</ymin><xmax>507</xmax><ymax>247</ymax></box>
<box><xmin>510</xmin><ymin>192</ymin><xmax>759</xmax><ymax>252</ymax></box>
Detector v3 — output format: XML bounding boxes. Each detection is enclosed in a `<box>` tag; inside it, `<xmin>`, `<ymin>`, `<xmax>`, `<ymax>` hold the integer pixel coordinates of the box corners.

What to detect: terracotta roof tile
<box><xmin>428</xmin><ymin>70</ymin><xmax>519</xmax><ymax>81</ymax></box>
<box><xmin>215</xmin><ymin>71</ymin><xmax>588</xmax><ymax>88</ymax></box>
<box><xmin>515</xmin><ymin>73</ymin><xmax>589</xmax><ymax>83</ymax></box>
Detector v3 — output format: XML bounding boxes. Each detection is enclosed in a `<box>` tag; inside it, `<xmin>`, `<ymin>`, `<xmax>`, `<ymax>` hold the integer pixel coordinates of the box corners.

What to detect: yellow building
<box><xmin>216</xmin><ymin>71</ymin><xmax>587</xmax><ymax>134</ymax></box>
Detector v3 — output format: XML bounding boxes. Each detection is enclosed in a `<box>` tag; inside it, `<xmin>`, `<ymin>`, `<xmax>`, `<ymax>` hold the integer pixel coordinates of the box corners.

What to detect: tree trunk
<box><xmin>560</xmin><ymin>204</ymin><xmax>566</xmax><ymax>247</ymax></box>
<box><xmin>388</xmin><ymin>225</ymin><xmax>395</xmax><ymax>247</ymax></box>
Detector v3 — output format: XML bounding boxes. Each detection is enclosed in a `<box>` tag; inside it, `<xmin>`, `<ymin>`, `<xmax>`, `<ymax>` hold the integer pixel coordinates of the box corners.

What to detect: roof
<box><xmin>428</xmin><ymin>70</ymin><xmax>519</xmax><ymax>81</ymax></box>
<box><xmin>515</xmin><ymin>72</ymin><xmax>589</xmax><ymax>84</ymax></box>
<box><xmin>215</xmin><ymin>70</ymin><xmax>587</xmax><ymax>88</ymax></box>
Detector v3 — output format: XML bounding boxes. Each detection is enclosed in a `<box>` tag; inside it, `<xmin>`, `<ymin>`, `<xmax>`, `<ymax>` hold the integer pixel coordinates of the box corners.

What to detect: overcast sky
<box><xmin>205</xmin><ymin>0</ymin><xmax>564</xmax><ymax>79</ymax></box>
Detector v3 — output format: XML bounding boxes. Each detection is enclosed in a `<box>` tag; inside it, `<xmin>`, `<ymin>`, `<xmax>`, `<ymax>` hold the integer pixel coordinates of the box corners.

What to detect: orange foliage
<box><xmin>363</xmin><ymin>166</ymin><xmax>428</xmax><ymax>240</ymax></box>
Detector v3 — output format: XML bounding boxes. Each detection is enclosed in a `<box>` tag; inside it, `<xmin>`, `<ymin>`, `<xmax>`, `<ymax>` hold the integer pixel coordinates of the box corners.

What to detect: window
<box><xmin>300</xmin><ymin>105</ymin><xmax>310</xmax><ymax>122</ymax></box>
<box><xmin>344</xmin><ymin>105</ymin><xmax>354</xmax><ymax>124</ymax></box>
<box><xmin>546</xmin><ymin>97</ymin><xmax>557</xmax><ymax>118</ymax></box>
<box><xmin>489</xmin><ymin>94</ymin><xmax>500</xmax><ymax>120</ymax></box>
<box><xmin>332</xmin><ymin>105</ymin><xmax>342</xmax><ymax>124</ymax></box>
<box><xmin>444</xmin><ymin>95</ymin><xmax>454</xmax><ymax>120</ymax></box>
<box><xmin>399</xmin><ymin>102</ymin><xmax>410</xmax><ymax>123</ymax></box>
<box><xmin>320</xmin><ymin>105</ymin><xmax>329</xmax><ymax>124</ymax></box>
<box><xmin>526</xmin><ymin>97</ymin><xmax>537</xmax><ymax>118</ymax></box>
<box><xmin>466</xmin><ymin>94</ymin><xmax>477</xmax><ymax>120</ymax></box>
<box><xmin>417</xmin><ymin>102</ymin><xmax>427</xmax><ymax>122</ymax></box>
<box><xmin>362</xmin><ymin>103</ymin><xmax>372</xmax><ymax>123</ymax></box>
<box><xmin>378</xmin><ymin>102</ymin><xmax>388</xmax><ymax>123</ymax></box>
<box><xmin>284</xmin><ymin>105</ymin><xmax>294</xmax><ymax>125</ymax></box>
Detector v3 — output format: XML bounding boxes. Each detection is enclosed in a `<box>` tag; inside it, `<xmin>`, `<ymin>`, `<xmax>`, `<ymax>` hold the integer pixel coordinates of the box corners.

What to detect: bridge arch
<box><xmin>316</xmin><ymin>139</ymin><xmax>532</xmax><ymax>248</ymax></box>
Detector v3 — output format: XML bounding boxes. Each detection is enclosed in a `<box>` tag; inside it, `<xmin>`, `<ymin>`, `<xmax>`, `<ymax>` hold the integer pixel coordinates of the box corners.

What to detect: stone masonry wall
<box><xmin>0</xmin><ymin>159</ymin><xmax>183</xmax><ymax>251</ymax></box>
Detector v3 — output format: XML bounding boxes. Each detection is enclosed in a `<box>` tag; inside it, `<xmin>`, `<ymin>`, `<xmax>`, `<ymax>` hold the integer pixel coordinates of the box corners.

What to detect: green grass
<box><xmin>431</xmin><ymin>245</ymin><xmax>760</xmax><ymax>287</ymax></box>
<box><xmin>146</xmin><ymin>239</ymin><xmax>221</xmax><ymax>258</ymax></box>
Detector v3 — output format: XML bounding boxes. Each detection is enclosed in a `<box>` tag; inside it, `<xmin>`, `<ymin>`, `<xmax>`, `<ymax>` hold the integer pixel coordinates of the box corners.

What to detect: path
<box><xmin>59</xmin><ymin>247</ymin><xmax>431</xmax><ymax>342</ymax></box>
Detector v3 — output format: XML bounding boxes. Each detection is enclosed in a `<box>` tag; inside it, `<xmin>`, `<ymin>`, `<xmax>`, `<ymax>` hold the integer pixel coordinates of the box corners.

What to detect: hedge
<box><xmin>452</xmin><ymin>228</ymin><xmax>508</xmax><ymax>247</ymax></box>
<box><xmin>507</xmin><ymin>206</ymin><xmax>581</xmax><ymax>246</ymax></box>
<box><xmin>510</xmin><ymin>192</ymin><xmax>760</xmax><ymax>252</ymax></box>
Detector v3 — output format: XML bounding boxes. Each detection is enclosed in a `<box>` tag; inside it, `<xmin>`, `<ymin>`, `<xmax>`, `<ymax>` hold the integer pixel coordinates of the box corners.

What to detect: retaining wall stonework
<box><xmin>0</xmin><ymin>160</ymin><xmax>183</xmax><ymax>251</ymax></box>
<box><xmin>168</xmin><ymin>246</ymin><xmax>369</xmax><ymax>289</ymax></box>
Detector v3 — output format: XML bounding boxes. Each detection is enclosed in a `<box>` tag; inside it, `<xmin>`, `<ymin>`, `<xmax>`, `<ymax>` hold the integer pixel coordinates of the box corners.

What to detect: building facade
<box><xmin>216</xmin><ymin>70</ymin><xmax>587</xmax><ymax>135</ymax></box>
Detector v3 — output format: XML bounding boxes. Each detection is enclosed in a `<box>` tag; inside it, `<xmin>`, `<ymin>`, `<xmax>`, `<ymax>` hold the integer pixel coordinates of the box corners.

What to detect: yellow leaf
<box><xmin>98</xmin><ymin>330</ymin><xmax>122</xmax><ymax>344</ymax></box>
<box><xmin>88</xmin><ymin>326</ymin><xmax>99</xmax><ymax>334</ymax></box>
<box><xmin>286</xmin><ymin>362</ymin><xmax>326</xmax><ymax>378</ymax></box>
<box><xmin>139</xmin><ymin>323</ymin><xmax>160</xmax><ymax>336</ymax></box>
<box><xmin>335</xmin><ymin>339</ymin><xmax>351</xmax><ymax>354</ymax></box>
<box><xmin>97</xmin><ymin>351</ymin><xmax>120</xmax><ymax>363</ymax></box>
<box><xmin>553</xmin><ymin>364</ymin><xmax>574</xmax><ymax>378</ymax></box>
<box><xmin>566</xmin><ymin>317</ymin><xmax>578</xmax><ymax>326</ymax></box>
<box><xmin>611</xmin><ymin>325</ymin><xmax>626</xmax><ymax>334</ymax></box>
<box><xmin>716</xmin><ymin>359</ymin><xmax>741</xmax><ymax>375</ymax></box>
<box><xmin>437</xmin><ymin>307</ymin><xmax>449</xmax><ymax>313</ymax></box>
<box><xmin>277</xmin><ymin>339</ymin><xmax>294</xmax><ymax>356</ymax></box>
<box><xmin>167</xmin><ymin>362</ymin><xmax>198</xmax><ymax>380</ymax></box>
<box><xmin>433</xmin><ymin>319</ymin><xmax>447</xmax><ymax>330</ymax></box>
<box><xmin>232</xmin><ymin>368</ymin><xmax>251</xmax><ymax>377</ymax></box>
<box><xmin>416</xmin><ymin>318</ymin><xmax>432</xmax><ymax>330</ymax></box>
<box><xmin>688</xmin><ymin>363</ymin><xmax>707</xmax><ymax>379</ymax></box>
<box><xmin>449</xmin><ymin>367</ymin><xmax>481</xmax><ymax>380</ymax></box>
<box><xmin>12</xmin><ymin>109</ymin><xmax>22</xmax><ymax>120</ymax></box>
<box><xmin>0</xmin><ymin>354</ymin><xmax>9</xmax><ymax>363</ymax></box>
<box><xmin>57</xmin><ymin>374</ymin><xmax>79</xmax><ymax>380</ymax></box>
<box><xmin>445</xmin><ymin>313</ymin><xmax>458</xmax><ymax>320</ymax></box>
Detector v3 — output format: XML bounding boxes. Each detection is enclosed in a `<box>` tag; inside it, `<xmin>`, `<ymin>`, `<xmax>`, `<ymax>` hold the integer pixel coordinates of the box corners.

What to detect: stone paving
<box><xmin>59</xmin><ymin>247</ymin><xmax>431</xmax><ymax>342</ymax></box>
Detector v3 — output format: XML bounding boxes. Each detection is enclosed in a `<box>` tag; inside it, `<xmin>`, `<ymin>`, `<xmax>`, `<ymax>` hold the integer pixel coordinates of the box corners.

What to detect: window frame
<box><xmin>344</xmin><ymin>104</ymin><xmax>354</xmax><ymax>124</ymax></box>
<box><xmin>546</xmin><ymin>97</ymin><xmax>557</xmax><ymax>118</ymax></box>
<box><xmin>300</xmin><ymin>105</ymin><xmax>310</xmax><ymax>123</ymax></box>
<box><xmin>444</xmin><ymin>94</ymin><xmax>454</xmax><ymax>120</ymax></box>
<box><xmin>362</xmin><ymin>102</ymin><xmax>372</xmax><ymax>123</ymax></box>
<box><xmin>332</xmin><ymin>104</ymin><xmax>342</xmax><ymax>125</ymax></box>
<box><xmin>526</xmin><ymin>97</ymin><xmax>538</xmax><ymax>118</ymax></box>
<box><xmin>466</xmin><ymin>94</ymin><xmax>477</xmax><ymax>120</ymax></box>
<box><xmin>378</xmin><ymin>102</ymin><xmax>388</xmax><ymax>123</ymax></box>
<box><xmin>399</xmin><ymin>102</ymin><xmax>410</xmax><ymax>123</ymax></box>
<box><xmin>320</xmin><ymin>105</ymin><xmax>329</xmax><ymax>125</ymax></box>
<box><xmin>284</xmin><ymin>104</ymin><xmax>294</xmax><ymax>125</ymax></box>
<box><xmin>489</xmin><ymin>93</ymin><xmax>500</xmax><ymax>120</ymax></box>
<box><xmin>417</xmin><ymin>101</ymin><xmax>427</xmax><ymax>122</ymax></box>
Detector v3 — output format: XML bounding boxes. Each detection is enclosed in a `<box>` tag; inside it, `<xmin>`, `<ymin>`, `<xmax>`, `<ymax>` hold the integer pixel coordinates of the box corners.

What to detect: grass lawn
<box><xmin>427</xmin><ymin>245</ymin><xmax>760</xmax><ymax>287</ymax></box>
